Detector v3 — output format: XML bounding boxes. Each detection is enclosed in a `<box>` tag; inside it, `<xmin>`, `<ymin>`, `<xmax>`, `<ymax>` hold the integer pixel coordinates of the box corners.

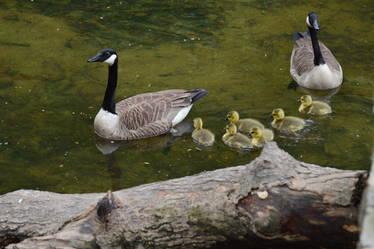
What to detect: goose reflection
<box><xmin>95</xmin><ymin>120</ymin><xmax>194</xmax><ymax>191</ymax></box>
<box><xmin>297</xmin><ymin>85</ymin><xmax>341</xmax><ymax>102</ymax></box>
<box><xmin>288</xmin><ymin>81</ymin><xmax>341</xmax><ymax>102</ymax></box>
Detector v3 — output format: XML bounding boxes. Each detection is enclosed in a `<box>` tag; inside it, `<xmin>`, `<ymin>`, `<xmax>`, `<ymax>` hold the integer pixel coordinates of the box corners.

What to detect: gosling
<box><xmin>249</xmin><ymin>127</ymin><xmax>274</xmax><ymax>148</ymax></box>
<box><xmin>298</xmin><ymin>95</ymin><xmax>332</xmax><ymax>115</ymax></box>
<box><xmin>271</xmin><ymin>108</ymin><xmax>305</xmax><ymax>132</ymax></box>
<box><xmin>191</xmin><ymin>118</ymin><xmax>215</xmax><ymax>146</ymax></box>
<box><xmin>226</xmin><ymin>111</ymin><xmax>264</xmax><ymax>133</ymax></box>
<box><xmin>222</xmin><ymin>123</ymin><xmax>252</xmax><ymax>149</ymax></box>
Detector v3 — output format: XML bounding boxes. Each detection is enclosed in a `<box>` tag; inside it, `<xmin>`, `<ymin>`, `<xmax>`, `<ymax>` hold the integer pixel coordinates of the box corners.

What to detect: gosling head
<box><xmin>250</xmin><ymin>127</ymin><xmax>262</xmax><ymax>139</ymax></box>
<box><xmin>225</xmin><ymin>123</ymin><xmax>238</xmax><ymax>135</ymax></box>
<box><xmin>272</xmin><ymin>108</ymin><xmax>285</xmax><ymax>121</ymax></box>
<box><xmin>306</xmin><ymin>12</ymin><xmax>319</xmax><ymax>30</ymax></box>
<box><xmin>226</xmin><ymin>111</ymin><xmax>240</xmax><ymax>124</ymax></box>
<box><xmin>88</xmin><ymin>48</ymin><xmax>118</xmax><ymax>66</ymax></box>
<box><xmin>193</xmin><ymin>118</ymin><xmax>203</xmax><ymax>130</ymax></box>
<box><xmin>299</xmin><ymin>95</ymin><xmax>313</xmax><ymax>107</ymax></box>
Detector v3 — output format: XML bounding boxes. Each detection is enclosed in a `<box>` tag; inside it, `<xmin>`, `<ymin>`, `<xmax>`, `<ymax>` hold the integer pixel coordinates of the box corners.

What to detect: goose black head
<box><xmin>88</xmin><ymin>48</ymin><xmax>117</xmax><ymax>66</ymax></box>
<box><xmin>306</xmin><ymin>12</ymin><xmax>319</xmax><ymax>30</ymax></box>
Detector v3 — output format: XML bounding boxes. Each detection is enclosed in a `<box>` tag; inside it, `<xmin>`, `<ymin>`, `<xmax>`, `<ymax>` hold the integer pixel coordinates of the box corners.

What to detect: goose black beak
<box><xmin>88</xmin><ymin>54</ymin><xmax>101</xmax><ymax>63</ymax></box>
<box><xmin>313</xmin><ymin>20</ymin><xmax>320</xmax><ymax>30</ymax></box>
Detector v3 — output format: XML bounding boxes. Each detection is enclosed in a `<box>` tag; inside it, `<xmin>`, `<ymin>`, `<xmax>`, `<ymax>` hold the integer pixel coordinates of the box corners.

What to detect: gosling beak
<box><xmin>298</xmin><ymin>99</ymin><xmax>302</xmax><ymax>103</ymax></box>
<box><xmin>88</xmin><ymin>53</ymin><xmax>102</xmax><ymax>63</ymax></box>
<box><xmin>225</xmin><ymin>117</ymin><xmax>228</xmax><ymax>121</ymax></box>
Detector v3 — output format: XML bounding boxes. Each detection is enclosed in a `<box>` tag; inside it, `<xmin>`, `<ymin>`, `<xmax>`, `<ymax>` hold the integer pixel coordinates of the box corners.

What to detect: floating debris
<box><xmin>257</xmin><ymin>190</ymin><xmax>268</xmax><ymax>199</ymax></box>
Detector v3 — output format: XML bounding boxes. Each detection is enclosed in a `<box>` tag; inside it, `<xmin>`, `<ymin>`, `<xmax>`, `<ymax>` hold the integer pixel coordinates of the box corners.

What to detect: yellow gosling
<box><xmin>271</xmin><ymin>108</ymin><xmax>305</xmax><ymax>132</ymax></box>
<box><xmin>298</xmin><ymin>95</ymin><xmax>332</xmax><ymax>115</ymax></box>
<box><xmin>249</xmin><ymin>127</ymin><xmax>274</xmax><ymax>148</ymax></box>
<box><xmin>222</xmin><ymin>123</ymin><xmax>252</xmax><ymax>149</ymax></box>
<box><xmin>226</xmin><ymin>111</ymin><xmax>264</xmax><ymax>133</ymax></box>
<box><xmin>192</xmin><ymin>118</ymin><xmax>215</xmax><ymax>146</ymax></box>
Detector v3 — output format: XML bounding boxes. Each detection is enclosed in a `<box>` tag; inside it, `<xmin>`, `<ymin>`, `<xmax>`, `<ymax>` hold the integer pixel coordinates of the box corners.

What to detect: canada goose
<box><xmin>88</xmin><ymin>48</ymin><xmax>208</xmax><ymax>140</ymax></box>
<box><xmin>249</xmin><ymin>127</ymin><xmax>274</xmax><ymax>148</ymax></box>
<box><xmin>271</xmin><ymin>108</ymin><xmax>305</xmax><ymax>132</ymax></box>
<box><xmin>226</xmin><ymin>111</ymin><xmax>264</xmax><ymax>133</ymax></box>
<box><xmin>290</xmin><ymin>12</ymin><xmax>343</xmax><ymax>90</ymax></box>
<box><xmin>191</xmin><ymin>118</ymin><xmax>215</xmax><ymax>146</ymax></box>
<box><xmin>222</xmin><ymin>124</ymin><xmax>252</xmax><ymax>149</ymax></box>
<box><xmin>298</xmin><ymin>95</ymin><xmax>332</xmax><ymax>115</ymax></box>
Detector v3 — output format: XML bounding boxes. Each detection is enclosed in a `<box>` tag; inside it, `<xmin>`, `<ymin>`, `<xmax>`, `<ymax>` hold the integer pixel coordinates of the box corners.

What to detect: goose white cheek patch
<box><xmin>104</xmin><ymin>54</ymin><xmax>117</xmax><ymax>65</ymax></box>
<box><xmin>306</xmin><ymin>16</ymin><xmax>312</xmax><ymax>28</ymax></box>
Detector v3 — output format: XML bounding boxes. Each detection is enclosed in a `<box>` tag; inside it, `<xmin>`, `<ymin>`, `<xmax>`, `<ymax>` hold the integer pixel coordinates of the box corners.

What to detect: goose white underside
<box><xmin>94</xmin><ymin>108</ymin><xmax>119</xmax><ymax>138</ymax></box>
<box><xmin>296</xmin><ymin>64</ymin><xmax>343</xmax><ymax>90</ymax></box>
<box><xmin>172</xmin><ymin>104</ymin><xmax>193</xmax><ymax>126</ymax></box>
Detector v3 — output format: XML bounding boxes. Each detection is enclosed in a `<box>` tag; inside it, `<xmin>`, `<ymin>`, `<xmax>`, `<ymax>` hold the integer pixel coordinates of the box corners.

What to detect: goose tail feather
<box><xmin>293</xmin><ymin>31</ymin><xmax>310</xmax><ymax>41</ymax></box>
<box><xmin>188</xmin><ymin>88</ymin><xmax>208</xmax><ymax>103</ymax></box>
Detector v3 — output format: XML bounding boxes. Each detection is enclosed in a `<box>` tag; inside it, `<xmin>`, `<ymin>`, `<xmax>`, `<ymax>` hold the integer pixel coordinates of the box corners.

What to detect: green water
<box><xmin>0</xmin><ymin>0</ymin><xmax>373</xmax><ymax>194</ymax></box>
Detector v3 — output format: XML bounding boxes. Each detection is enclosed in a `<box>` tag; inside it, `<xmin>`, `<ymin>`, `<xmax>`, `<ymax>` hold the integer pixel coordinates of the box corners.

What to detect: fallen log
<box><xmin>0</xmin><ymin>142</ymin><xmax>367</xmax><ymax>249</ymax></box>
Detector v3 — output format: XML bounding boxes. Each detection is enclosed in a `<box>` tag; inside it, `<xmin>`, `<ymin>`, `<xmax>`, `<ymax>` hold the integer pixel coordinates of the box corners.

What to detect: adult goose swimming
<box><xmin>290</xmin><ymin>12</ymin><xmax>343</xmax><ymax>90</ymax></box>
<box><xmin>88</xmin><ymin>48</ymin><xmax>208</xmax><ymax>140</ymax></box>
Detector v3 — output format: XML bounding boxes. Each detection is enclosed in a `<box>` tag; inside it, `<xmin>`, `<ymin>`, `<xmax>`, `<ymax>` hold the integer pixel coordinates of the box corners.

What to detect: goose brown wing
<box><xmin>319</xmin><ymin>42</ymin><xmax>341</xmax><ymax>72</ymax></box>
<box><xmin>115</xmin><ymin>89</ymin><xmax>207</xmax><ymax>131</ymax></box>
<box><xmin>291</xmin><ymin>37</ymin><xmax>315</xmax><ymax>76</ymax></box>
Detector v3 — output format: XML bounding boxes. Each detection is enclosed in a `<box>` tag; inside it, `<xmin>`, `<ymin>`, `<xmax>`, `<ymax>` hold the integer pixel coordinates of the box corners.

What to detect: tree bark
<box><xmin>0</xmin><ymin>142</ymin><xmax>367</xmax><ymax>249</ymax></box>
<box><xmin>357</xmin><ymin>151</ymin><xmax>374</xmax><ymax>249</ymax></box>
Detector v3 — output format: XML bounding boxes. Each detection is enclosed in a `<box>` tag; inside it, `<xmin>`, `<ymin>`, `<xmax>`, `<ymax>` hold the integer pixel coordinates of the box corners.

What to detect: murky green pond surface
<box><xmin>0</xmin><ymin>0</ymin><xmax>373</xmax><ymax>194</ymax></box>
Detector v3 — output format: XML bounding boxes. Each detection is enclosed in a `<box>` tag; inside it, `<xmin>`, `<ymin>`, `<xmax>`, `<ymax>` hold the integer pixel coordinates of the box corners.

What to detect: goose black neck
<box><xmin>102</xmin><ymin>59</ymin><xmax>118</xmax><ymax>114</ymax></box>
<box><xmin>309</xmin><ymin>27</ymin><xmax>325</xmax><ymax>66</ymax></box>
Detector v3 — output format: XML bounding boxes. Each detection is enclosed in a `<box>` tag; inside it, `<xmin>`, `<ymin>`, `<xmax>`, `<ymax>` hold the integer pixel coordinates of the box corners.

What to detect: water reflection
<box><xmin>96</xmin><ymin>120</ymin><xmax>195</xmax><ymax>190</ymax></box>
<box><xmin>296</xmin><ymin>86</ymin><xmax>341</xmax><ymax>102</ymax></box>
<box><xmin>0</xmin><ymin>0</ymin><xmax>372</xmax><ymax>194</ymax></box>
<box><xmin>105</xmin><ymin>153</ymin><xmax>122</xmax><ymax>191</ymax></box>
<box><xmin>288</xmin><ymin>81</ymin><xmax>341</xmax><ymax>102</ymax></box>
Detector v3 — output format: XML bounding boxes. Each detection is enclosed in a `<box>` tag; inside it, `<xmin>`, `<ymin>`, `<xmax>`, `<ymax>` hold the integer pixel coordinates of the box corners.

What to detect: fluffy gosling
<box><xmin>226</xmin><ymin>111</ymin><xmax>264</xmax><ymax>133</ymax></box>
<box><xmin>222</xmin><ymin>123</ymin><xmax>252</xmax><ymax>149</ymax></box>
<box><xmin>298</xmin><ymin>95</ymin><xmax>332</xmax><ymax>115</ymax></box>
<box><xmin>192</xmin><ymin>118</ymin><xmax>215</xmax><ymax>146</ymax></box>
<box><xmin>249</xmin><ymin>127</ymin><xmax>274</xmax><ymax>148</ymax></box>
<box><xmin>271</xmin><ymin>108</ymin><xmax>305</xmax><ymax>132</ymax></box>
